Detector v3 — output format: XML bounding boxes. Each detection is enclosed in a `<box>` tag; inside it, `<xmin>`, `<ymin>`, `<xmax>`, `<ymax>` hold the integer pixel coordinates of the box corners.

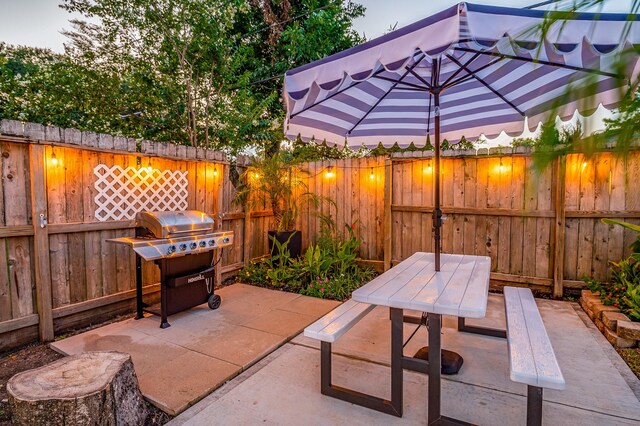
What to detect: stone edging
<box><xmin>579</xmin><ymin>290</ymin><xmax>640</xmax><ymax>348</ymax></box>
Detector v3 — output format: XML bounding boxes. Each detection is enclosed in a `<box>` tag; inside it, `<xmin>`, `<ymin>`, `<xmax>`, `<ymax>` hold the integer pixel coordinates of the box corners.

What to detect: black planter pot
<box><xmin>268</xmin><ymin>230</ymin><xmax>302</xmax><ymax>259</ymax></box>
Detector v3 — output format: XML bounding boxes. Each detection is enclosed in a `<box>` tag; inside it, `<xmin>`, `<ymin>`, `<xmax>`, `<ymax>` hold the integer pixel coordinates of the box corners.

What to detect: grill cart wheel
<box><xmin>208</xmin><ymin>294</ymin><xmax>221</xmax><ymax>310</ymax></box>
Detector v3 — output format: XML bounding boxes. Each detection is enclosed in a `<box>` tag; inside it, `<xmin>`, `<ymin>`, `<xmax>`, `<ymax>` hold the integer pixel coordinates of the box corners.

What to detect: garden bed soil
<box><xmin>0</xmin><ymin>315</ymin><xmax>173</xmax><ymax>426</ymax></box>
<box><xmin>618</xmin><ymin>348</ymin><xmax>640</xmax><ymax>380</ymax></box>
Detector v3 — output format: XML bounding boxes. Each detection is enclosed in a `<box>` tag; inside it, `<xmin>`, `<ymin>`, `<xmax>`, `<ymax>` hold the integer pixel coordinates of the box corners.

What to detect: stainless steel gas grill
<box><xmin>108</xmin><ymin>210</ymin><xmax>234</xmax><ymax>328</ymax></box>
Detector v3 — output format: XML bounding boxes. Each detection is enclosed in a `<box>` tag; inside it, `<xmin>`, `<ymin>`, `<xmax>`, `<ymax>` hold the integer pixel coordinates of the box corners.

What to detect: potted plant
<box><xmin>236</xmin><ymin>152</ymin><xmax>311</xmax><ymax>258</ymax></box>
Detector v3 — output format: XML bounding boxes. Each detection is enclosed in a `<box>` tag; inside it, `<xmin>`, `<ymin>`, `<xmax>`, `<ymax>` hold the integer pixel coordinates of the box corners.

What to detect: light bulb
<box><xmin>325</xmin><ymin>166</ymin><xmax>334</xmax><ymax>178</ymax></box>
<box><xmin>213</xmin><ymin>167</ymin><xmax>218</xmax><ymax>177</ymax></box>
<box><xmin>369</xmin><ymin>168</ymin><xmax>374</xmax><ymax>180</ymax></box>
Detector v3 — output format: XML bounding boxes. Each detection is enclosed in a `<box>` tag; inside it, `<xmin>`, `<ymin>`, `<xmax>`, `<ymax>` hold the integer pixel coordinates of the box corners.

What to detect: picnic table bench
<box><xmin>504</xmin><ymin>286</ymin><xmax>565</xmax><ymax>426</ymax></box>
<box><xmin>302</xmin><ymin>300</ymin><xmax>402</xmax><ymax>415</ymax></box>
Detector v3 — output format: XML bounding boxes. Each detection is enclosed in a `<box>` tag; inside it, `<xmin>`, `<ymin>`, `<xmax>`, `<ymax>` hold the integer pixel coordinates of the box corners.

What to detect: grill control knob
<box><xmin>167</xmin><ymin>245</ymin><xmax>176</xmax><ymax>255</ymax></box>
<box><xmin>190</xmin><ymin>242</ymin><xmax>197</xmax><ymax>250</ymax></box>
<box><xmin>199</xmin><ymin>241</ymin><xmax>206</xmax><ymax>248</ymax></box>
<box><xmin>222</xmin><ymin>237</ymin><xmax>230</xmax><ymax>243</ymax></box>
<box><xmin>179</xmin><ymin>244</ymin><xmax>187</xmax><ymax>251</ymax></box>
<box><xmin>208</xmin><ymin>239</ymin><xmax>215</xmax><ymax>247</ymax></box>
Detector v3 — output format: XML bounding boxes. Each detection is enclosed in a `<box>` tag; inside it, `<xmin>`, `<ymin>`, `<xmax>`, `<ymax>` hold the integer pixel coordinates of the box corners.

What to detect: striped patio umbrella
<box><xmin>283</xmin><ymin>2</ymin><xmax>640</xmax><ymax>270</ymax></box>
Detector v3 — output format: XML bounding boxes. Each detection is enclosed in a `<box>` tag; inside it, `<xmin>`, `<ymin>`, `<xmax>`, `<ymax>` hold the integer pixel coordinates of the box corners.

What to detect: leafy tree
<box><xmin>1</xmin><ymin>1</ymin><xmax>365</xmax><ymax>157</ymax></box>
<box><xmin>531</xmin><ymin>0</ymin><xmax>640</xmax><ymax>165</ymax></box>
<box><xmin>0</xmin><ymin>43</ymin><xmax>134</xmax><ymax>134</ymax></box>
<box><xmin>57</xmin><ymin>0</ymin><xmax>364</xmax><ymax>155</ymax></box>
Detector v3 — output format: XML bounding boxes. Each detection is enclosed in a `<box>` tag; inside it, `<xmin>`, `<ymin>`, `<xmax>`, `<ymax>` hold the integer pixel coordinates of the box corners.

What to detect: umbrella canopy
<box><xmin>282</xmin><ymin>2</ymin><xmax>640</xmax><ymax>269</ymax></box>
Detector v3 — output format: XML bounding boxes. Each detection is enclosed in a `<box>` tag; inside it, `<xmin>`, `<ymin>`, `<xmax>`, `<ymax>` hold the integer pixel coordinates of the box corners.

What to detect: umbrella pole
<box><xmin>433</xmin><ymin>91</ymin><xmax>442</xmax><ymax>272</ymax></box>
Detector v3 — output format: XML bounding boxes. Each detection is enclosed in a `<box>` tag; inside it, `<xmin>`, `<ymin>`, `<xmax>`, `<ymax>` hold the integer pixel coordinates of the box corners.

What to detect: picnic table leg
<box><xmin>427</xmin><ymin>313</ymin><xmax>442</xmax><ymax>424</ymax></box>
<box><xmin>527</xmin><ymin>386</ymin><xmax>543</xmax><ymax>426</ymax></box>
<box><xmin>457</xmin><ymin>317</ymin><xmax>506</xmax><ymax>339</ymax></box>
<box><xmin>390</xmin><ymin>308</ymin><xmax>404</xmax><ymax>416</ymax></box>
<box><xmin>135</xmin><ymin>256</ymin><xmax>143</xmax><ymax>320</ymax></box>
<box><xmin>317</xmin><ymin>311</ymin><xmax>403</xmax><ymax>417</ymax></box>
<box><xmin>428</xmin><ymin>313</ymin><xmax>472</xmax><ymax>426</ymax></box>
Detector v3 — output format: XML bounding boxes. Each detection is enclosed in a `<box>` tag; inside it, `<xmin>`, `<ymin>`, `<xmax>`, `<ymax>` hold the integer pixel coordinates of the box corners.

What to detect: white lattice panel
<box><xmin>94</xmin><ymin>164</ymin><xmax>188</xmax><ymax>221</ymax></box>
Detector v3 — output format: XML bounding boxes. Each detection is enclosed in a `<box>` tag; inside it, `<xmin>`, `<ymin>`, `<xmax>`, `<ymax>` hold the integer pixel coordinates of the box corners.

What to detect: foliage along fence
<box><xmin>1</xmin><ymin>119</ymin><xmax>639</xmax><ymax>352</ymax></box>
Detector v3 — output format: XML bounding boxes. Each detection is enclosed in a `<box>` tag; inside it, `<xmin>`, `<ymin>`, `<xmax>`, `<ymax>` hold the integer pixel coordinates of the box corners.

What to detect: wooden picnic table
<box><xmin>352</xmin><ymin>252</ymin><xmax>492</xmax><ymax>425</ymax></box>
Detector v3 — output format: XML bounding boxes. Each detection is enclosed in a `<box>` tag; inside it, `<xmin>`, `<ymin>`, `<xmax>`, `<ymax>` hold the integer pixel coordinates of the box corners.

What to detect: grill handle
<box><xmin>166</xmin><ymin>228</ymin><xmax>212</xmax><ymax>237</ymax></box>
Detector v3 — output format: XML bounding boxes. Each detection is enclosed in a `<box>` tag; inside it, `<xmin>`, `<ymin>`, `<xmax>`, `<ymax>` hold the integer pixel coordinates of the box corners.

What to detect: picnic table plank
<box><xmin>353</xmin><ymin>253</ymin><xmax>490</xmax><ymax>318</ymax></box>
<box><xmin>304</xmin><ymin>300</ymin><xmax>374</xmax><ymax>343</ymax></box>
<box><xmin>404</xmin><ymin>254</ymin><xmax>465</xmax><ymax>312</ymax></box>
<box><xmin>457</xmin><ymin>256</ymin><xmax>491</xmax><ymax>318</ymax></box>
<box><xmin>504</xmin><ymin>287</ymin><xmax>538</xmax><ymax>387</ymax></box>
<box><xmin>365</xmin><ymin>254</ymin><xmax>439</xmax><ymax>307</ymax></box>
<box><xmin>353</xmin><ymin>252</ymin><xmax>424</xmax><ymax>301</ymax></box>
<box><xmin>504</xmin><ymin>287</ymin><xmax>565</xmax><ymax>390</ymax></box>
<box><xmin>518</xmin><ymin>288</ymin><xmax>565</xmax><ymax>390</ymax></box>
<box><xmin>431</xmin><ymin>256</ymin><xmax>479</xmax><ymax>316</ymax></box>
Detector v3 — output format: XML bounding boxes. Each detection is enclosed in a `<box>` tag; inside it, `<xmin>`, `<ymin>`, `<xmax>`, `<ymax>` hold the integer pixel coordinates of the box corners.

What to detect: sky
<box><xmin>1</xmin><ymin>1</ymin><xmax>633</xmax><ymax>53</ymax></box>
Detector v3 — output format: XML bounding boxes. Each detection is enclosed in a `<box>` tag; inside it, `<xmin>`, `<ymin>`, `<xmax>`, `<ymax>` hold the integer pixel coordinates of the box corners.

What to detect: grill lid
<box><xmin>136</xmin><ymin>210</ymin><xmax>214</xmax><ymax>239</ymax></box>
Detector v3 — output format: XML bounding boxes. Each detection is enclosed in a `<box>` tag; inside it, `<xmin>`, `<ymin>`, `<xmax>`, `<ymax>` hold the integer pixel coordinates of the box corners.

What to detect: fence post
<box><xmin>383</xmin><ymin>158</ymin><xmax>393</xmax><ymax>271</ymax></box>
<box><xmin>243</xmin><ymin>199</ymin><xmax>252</xmax><ymax>266</ymax></box>
<box><xmin>29</xmin><ymin>144</ymin><xmax>54</xmax><ymax>341</ymax></box>
<box><xmin>552</xmin><ymin>154</ymin><xmax>566</xmax><ymax>299</ymax></box>
<box><xmin>215</xmin><ymin>163</ymin><xmax>225</xmax><ymax>286</ymax></box>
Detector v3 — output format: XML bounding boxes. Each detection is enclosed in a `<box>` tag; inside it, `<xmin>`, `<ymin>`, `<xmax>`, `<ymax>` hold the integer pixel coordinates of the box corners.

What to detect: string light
<box><xmin>213</xmin><ymin>167</ymin><xmax>218</xmax><ymax>177</ymax></box>
<box><xmin>146</xmin><ymin>157</ymin><xmax>153</xmax><ymax>173</ymax></box>
<box><xmin>50</xmin><ymin>147</ymin><xmax>58</xmax><ymax>166</ymax></box>
<box><xmin>499</xmin><ymin>158</ymin><xmax>505</xmax><ymax>172</ymax></box>
<box><xmin>369</xmin><ymin>167</ymin><xmax>375</xmax><ymax>180</ymax></box>
<box><xmin>325</xmin><ymin>165</ymin><xmax>334</xmax><ymax>178</ymax></box>
<box><xmin>424</xmin><ymin>159</ymin><xmax>432</xmax><ymax>174</ymax></box>
<box><xmin>582</xmin><ymin>161</ymin><xmax>588</xmax><ymax>170</ymax></box>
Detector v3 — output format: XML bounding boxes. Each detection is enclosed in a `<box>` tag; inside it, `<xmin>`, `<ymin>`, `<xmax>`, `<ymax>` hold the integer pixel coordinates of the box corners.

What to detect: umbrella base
<box><xmin>413</xmin><ymin>347</ymin><xmax>463</xmax><ymax>375</ymax></box>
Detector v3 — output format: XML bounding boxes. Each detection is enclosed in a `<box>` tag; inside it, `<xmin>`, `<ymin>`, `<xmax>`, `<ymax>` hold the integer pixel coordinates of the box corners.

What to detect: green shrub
<box><xmin>239</xmin><ymin>222</ymin><xmax>375</xmax><ymax>301</ymax></box>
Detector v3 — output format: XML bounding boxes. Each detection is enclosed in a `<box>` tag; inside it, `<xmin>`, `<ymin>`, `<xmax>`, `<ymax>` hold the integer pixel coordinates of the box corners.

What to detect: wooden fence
<box><xmin>1</xmin><ymin>119</ymin><xmax>639</xmax><ymax>352</ymax></box>
<box><xmin>292</xmin><ymin>151</ymin><xmax>640</xmax><ymax>296</ymax></box>
<box><xmin>0</xmin><ymin>120</ymin><xmax>243</xmax><ymax>352</ymax></box>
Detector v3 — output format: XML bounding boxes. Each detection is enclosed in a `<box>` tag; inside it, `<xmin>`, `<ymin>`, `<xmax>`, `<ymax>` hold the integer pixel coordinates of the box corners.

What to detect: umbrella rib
<box><xmin>406</xmin><ymin>68</ymin><xmax>434</xmax><ymax>91</ymax></box>
<box><xmin>440</xmin><ymin>52</ymin><xmax>482</xmax><ymax>88</ymax></box>
<box><xmin>373</xmin><ymin>75</ymin><xmax>430</xmax><ymax>91</ymax></box>
<box><xmin>454</xmin><ymin>47</ymin><xmax>623</xmax><ymax>79</ymax></box>
<box><xmin>289</xmin><ymin>68</ymin><xmax>387</xmax><ymax>120</ymax></box>
<box><xmin>443</xmin><ymin>57</ymin><xmax>506</xmax><ymax>90</ymax></box>
<box><xmin>446</xmin><ymin>54</ymin><xmax>525</xmax><ymax>116</ymax></box>
<box><xmin>347</xmin><ymin>56</ymin><xmax>426</xmax><ymax>135</ymax></box>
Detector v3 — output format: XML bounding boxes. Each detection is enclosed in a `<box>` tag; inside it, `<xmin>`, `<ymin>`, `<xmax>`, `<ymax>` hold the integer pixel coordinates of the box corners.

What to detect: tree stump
<box><xmin>7</xmin><ymin>351</ymin><xmax>147</xmax><ymax>426</ymax></box>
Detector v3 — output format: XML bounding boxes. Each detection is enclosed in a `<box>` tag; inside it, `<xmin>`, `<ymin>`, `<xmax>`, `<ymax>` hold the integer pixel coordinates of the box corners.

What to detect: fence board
<box><xmin>4</xmin><ymin>143</ymin><xmax>34</xmax><ymax>318</ymax></box>
<box><xmin>0</xmin><ymin>240</ymin><xmax>10</xmax><ymax>321</ymax></box>
<box><xmin>607</xmin><ymin>156</ymin><xmax>625</xmax><ymax>267</ymax></box>
<box><xmin>497</xmin><ymin>157</ymin><xmax>512</xmax><ymax>273</ymax></box>
<box><xmin>577</xmin><ymin>156</ymin><xmax>596</xmax><ymax>278</ymax></box>
<box><xmin>64</xmin><ymin>147</ymin><xmax>87</xmax><ymax>303</ymax></box>
<box><xmin>47</xmin><ymin>146</ymin><xmax>69</xmax><ymax>307</ymax></box>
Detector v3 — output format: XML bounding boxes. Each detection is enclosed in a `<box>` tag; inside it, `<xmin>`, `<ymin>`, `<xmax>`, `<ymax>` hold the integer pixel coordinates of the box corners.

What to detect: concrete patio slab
<box><xmin>50</xmin><ymin>284</ymin><xmax>340</xmax><ymax>415</ymax></box>
<box><xmin>244</xmin><ymin>309</ymin><xmax>319</xmax><ymax>337</ymax></box>
<box><xmin>172</xmin><ymin>294</ymin><xmax>640</xmax><ymax>426</ymax></box>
